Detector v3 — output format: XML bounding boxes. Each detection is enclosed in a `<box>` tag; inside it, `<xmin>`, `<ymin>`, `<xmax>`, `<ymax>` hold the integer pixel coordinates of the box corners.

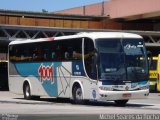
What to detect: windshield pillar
<box><xmin>84</xmin><ymin>38</ymin><xmax>97</xmax><ymax>80</ymax></box>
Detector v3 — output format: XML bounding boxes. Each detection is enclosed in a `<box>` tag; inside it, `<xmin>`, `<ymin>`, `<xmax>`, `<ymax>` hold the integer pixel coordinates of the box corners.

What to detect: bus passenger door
<box><xmin>83</xmin><ymin>38</ymin><xmax>98</xmax><ymax>100</ymax></box>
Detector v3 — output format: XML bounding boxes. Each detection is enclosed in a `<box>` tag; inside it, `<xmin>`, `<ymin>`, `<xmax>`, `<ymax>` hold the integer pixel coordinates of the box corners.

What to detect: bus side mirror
<box><xmin>147</xmin><ymin>51</ymin><xmax>152</xmax><ymax>69</ymax></box>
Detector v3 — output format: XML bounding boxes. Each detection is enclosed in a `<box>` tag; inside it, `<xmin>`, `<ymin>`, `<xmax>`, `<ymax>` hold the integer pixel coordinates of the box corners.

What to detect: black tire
<box><xmin>32</xmin><ymin>96</ymin><xmax>40</xmax><ymax>100</ymax></box>
<box><xmin>115</xmin><ymin>100</ymin><xmax>128</xmax><ymax>106</ymax></box>
<box><xmin>23</xmin><ymin>83</ymin><xmax>32</xmax><ymax>100</ymax></box>
<box><xmin>72</xmin><ymin>85</ymin><xmax>83</xmax><ymax>104</ymax></box>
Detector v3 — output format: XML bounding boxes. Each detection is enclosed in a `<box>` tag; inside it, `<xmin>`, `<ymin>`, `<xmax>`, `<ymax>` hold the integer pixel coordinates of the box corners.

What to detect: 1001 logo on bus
<box><xmin>38</xmin><ymin>64</ymin><xmax>54</xmax><ymax>84</ymax></box>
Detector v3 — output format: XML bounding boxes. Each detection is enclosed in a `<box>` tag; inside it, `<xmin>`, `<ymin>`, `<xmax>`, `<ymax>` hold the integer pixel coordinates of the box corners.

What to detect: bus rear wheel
<box><xmin>115</xmin><ymin>100</ymin><xmax>128</xmax><ymax>106</ymax></box>
<box><xmin>72</xmin><ymin>85</ymin><xmax>83</xmax><ymax>104</ymax></box>
<box><xmin>23</xmin><ymin>83</ymin><xmax>31</xmax><ymax>100</ymax></box>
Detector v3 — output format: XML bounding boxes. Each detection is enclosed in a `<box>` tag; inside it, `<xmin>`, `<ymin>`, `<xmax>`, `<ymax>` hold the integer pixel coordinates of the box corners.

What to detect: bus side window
<box><xmin>44</xmin><ymin>41</ymin><xmax>56</xmax><ymax>61</ymax></box>
<box><xmin>32</xmin><ymin>47</ymin><xmax>36</xmax><ymax>60</ymax></box>
<box><xmin>9</xmin><ymin>46</ymin><xmax>16</xmax><ymax>62</ymax></box>
<box><xmin>48</xmin><ymin>42</ymin><xmax>58</xmax><ymax>61</ymax></box>
<box><xmin>51</xmin><ymin>51</ymin><xmax>55</xmax><ymax>59</ymax></box>
<box><xmin>44</xmin><ymin>49</ymin><xmax>47</xmax><ymax>60</ymax></box>
<box><xmin>59</xmin><ymin>39</ymin><xmax>82</xmax><ymax>61</ymax></box>
<box><xmin>61</xmin><ymin>40</ymin><xmax>72</xmax><ymax>61</ymax></box>
<box><xmin>15</xmin><ymin>46</ymin><xmax>21</xmax><ymax>61</ymax></box>
<box><xmin>64</xmin><ymin>51</ymin><xmax>69</xmax><ymax>60</ymax></box>
<box><xmin>55</xmin><ymin>45</ymin><xmax>61</xmax><ymax>61</ymax></box>
<box><xmin>72</xmin><ymin>39</ymin><xmax>82</xmax><ymax>61</ymax></box>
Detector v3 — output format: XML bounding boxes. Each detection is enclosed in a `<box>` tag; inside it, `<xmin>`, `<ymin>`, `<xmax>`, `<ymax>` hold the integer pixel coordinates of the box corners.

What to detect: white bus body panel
<box><xmin>9</xmin><ymin>75</ymin><xmax>48</xmax><ymax>96</ymax></box>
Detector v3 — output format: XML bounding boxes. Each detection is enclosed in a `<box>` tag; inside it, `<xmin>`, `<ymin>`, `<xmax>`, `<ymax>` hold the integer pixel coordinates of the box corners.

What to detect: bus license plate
<box><xmin>123</xmin><ymin>93</ymin><xmax>131</xmax><ymax>97</ymax></box>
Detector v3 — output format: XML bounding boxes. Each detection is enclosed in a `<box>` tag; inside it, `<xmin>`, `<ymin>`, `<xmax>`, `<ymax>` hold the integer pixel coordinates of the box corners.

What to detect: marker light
<box><xmin>48</xmin><ymin>37</ymin><xmax>55</xmax><ymax>40</ymax></box>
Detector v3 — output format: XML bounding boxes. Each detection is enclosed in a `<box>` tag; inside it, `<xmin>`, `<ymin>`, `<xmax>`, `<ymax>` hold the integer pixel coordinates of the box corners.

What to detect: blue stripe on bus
<box><xmin>15</xmin><ymin>62</ymin><xmax>62</xmax><ymax>97</ymax></box>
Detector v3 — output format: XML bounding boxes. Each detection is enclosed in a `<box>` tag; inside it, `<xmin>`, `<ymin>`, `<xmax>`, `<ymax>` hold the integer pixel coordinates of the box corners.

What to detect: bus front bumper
<box><xmin>97</xmin><ymin>89</ymin><xmax>149</xmax><ymax>101</ymax></box>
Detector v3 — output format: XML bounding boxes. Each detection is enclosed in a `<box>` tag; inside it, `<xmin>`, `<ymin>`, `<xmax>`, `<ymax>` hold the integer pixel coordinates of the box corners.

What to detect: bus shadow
<box><xmin>14</xmin><ymin>97</ymin><xmax>70</xmax><ymax>104</ymax></box>
<box><xmin>14</xmin><ymin>97</ymin><xmax>153</xmax><ymax>108</ymax></box>
<box><xmin>0</xmin><ymin>87</ymin><xmax>9</xmax><ymax>91</ymax></box>
<box><xmin>84</xmin><ymin>101</ymin><xmax>153</xmax><ymax>108</ymax></box>
<box><xmin>150</xmin><ymin>91</ymin><xmax>158</xmax><ymax>93</ymax></box>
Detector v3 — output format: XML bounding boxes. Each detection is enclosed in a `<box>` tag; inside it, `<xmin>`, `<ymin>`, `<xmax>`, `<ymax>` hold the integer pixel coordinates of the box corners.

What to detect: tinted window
<box><xmin>9</xmin><ymin>38</ymin><xmax>82</xmax><ymax>62</ymax></box>
<box><xmin>84</xmin><ymin>38</ymin><xmax>97</xmax><ymax>79</ymax></box>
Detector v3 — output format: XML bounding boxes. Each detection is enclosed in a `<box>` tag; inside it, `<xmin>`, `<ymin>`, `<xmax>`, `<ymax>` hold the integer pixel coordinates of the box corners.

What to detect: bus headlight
<box><xmin>99</xmin><ymin>86</ymin><xmax>113</xmax><ymax>91</ymax></box>
<box><xmin>139</xmin><ymin>85</ymin><xmax>149</xmax><ymax>90</ymax></box>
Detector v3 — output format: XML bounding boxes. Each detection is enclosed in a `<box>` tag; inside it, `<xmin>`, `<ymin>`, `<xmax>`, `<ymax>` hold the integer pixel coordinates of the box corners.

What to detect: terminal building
<box><xmin>0</xmin><ymin>0</ymin><xmax>160</xmax><ymax>89</ymax></box>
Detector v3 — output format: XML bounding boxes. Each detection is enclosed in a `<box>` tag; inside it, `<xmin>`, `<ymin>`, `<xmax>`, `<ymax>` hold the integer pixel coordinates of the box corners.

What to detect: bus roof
<box><xmin>9</xmin><ymin>32</ymin><xmax>143</xmax><ymax>45</ymax></box>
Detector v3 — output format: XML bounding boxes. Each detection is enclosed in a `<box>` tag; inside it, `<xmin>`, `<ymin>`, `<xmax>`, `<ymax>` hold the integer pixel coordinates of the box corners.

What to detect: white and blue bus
<box><xmin>8</xmin><ymin>32</ymin><xmax>150</xmax><ymax>105</ymax></box>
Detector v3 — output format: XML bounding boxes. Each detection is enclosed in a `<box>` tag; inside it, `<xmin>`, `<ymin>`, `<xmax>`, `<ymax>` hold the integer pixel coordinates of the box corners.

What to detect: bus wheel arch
<box><xmin>23</xmin><ymin>80</ymin><xmax>32</xmax><ymax>100</ymax></box>
<box><xmin>72</xmin><ymin>81</ymin><xmax>84</xmax><ymax>104</ymax></box>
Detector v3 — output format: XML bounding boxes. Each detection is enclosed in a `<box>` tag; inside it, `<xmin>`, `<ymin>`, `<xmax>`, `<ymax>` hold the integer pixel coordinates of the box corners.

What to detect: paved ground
<box><xmin>0</xmin><ymin>91</ymin><xmax>160</xmax><ymax>120</ymax></box>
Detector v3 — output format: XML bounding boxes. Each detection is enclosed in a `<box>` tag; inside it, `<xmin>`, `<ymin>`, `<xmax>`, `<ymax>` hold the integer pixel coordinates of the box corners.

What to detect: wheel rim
<box><xmin>75</xmin><ymin>88</ymin><xmax>82</xmax><ymax>100</ymax></box>
<box><xmin>25</xmin><ymin>85</ymin><xmax>30</xmax><ymax>97</ymax></box>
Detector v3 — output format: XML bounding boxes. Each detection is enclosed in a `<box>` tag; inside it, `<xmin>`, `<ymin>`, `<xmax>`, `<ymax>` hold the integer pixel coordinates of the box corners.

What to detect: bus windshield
<box><xmin>96</xmin><ymin>38</ymin><xmax>148</xmax><ymax>82</ymax></box>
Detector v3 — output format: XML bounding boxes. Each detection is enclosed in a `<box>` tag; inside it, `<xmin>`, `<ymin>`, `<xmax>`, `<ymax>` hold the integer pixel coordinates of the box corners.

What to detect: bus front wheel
<box><xmin>72</xmin><ymin>85</ymin><xmax>83</xmax><ymax>104</ymax></box>
<box><xmin>23</xmin><ymin>83</ymin><xmax>31</xmax><ymax>100</ymax></box>
<box><xmin>114</xmin><ymin>100</ymin><xmax>128</xmax><ymax>106</ymax></box>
